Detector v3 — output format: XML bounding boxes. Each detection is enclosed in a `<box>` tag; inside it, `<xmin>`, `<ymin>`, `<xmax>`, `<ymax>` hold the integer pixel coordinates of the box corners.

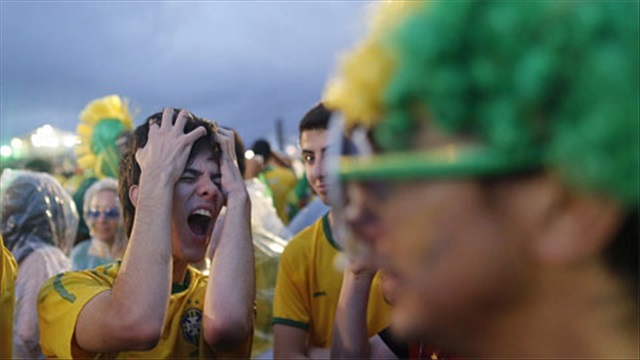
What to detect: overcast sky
<box><xmin>0</xmin><ymin>1</ymin><xmax>371</xmax><ymax>150</ymax></box>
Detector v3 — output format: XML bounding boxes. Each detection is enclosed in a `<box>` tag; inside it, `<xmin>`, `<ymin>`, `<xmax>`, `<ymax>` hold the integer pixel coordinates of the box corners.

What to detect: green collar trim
<box><xmin>171</xmin><ymin>269</ymin><xmax>191</xmax><ymax>294</ymax></box>
<box><xmin>322</xmin><ymin>213</ymin><xmax>341</xmax><ymax>251</ymax></box>
<box><xmin>257</xmin><ymin>172</ymin><xmax>274</xmax><ymax>199</ymax></box>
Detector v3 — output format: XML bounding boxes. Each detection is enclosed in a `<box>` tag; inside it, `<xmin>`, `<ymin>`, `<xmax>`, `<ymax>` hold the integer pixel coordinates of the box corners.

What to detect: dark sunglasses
<box><xmin>87</xmin><ymin>207</ymin><xmax>120</xmax><ymax>220</ymax></box>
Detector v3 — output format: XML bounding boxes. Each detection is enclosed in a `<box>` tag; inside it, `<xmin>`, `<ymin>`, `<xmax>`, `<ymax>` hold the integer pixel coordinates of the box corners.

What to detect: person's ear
<box><xmin>128</xmin><ymin>185</ymin><xmax>139</xmax><ymax>207</ymax></box>
<box><xmin>533</xmin><ymin>180</ymin><xmax>624</xmax><ymax>265</ymax></box>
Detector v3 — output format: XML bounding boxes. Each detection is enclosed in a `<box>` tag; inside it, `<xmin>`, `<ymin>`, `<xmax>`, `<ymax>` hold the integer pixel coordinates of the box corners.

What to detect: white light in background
<box><xmin>63</xmin><ymin>135</ymin><xmax>80</xmax><ymax>148</ymax></box>
<box><xmin>245</xmin><ymin>149</ymin><xmax>255</xmax><ymax>160</ymax></box>
<box><xmin>0</xmin><ymin>145</ymin><xmax>12</xmax><ymax>157</ymax></box>
<box><xmin>285</xmin><ymin>144</ymin><xmax>298</xmax><ymax>158</ymax></box>
<box><xmin>41</xmin><ymin>124</ymin><xmax>53</xmax><ymax>134</ymax></box>
<box><xmin>31</xmin><ymin>124</ymin><xmax>60</xmax><ymax>148</ymax></box>
<box><xmin>10</xmin><ymin>138</ymin><xmax>23</xmax><ymax>149</ymax></box>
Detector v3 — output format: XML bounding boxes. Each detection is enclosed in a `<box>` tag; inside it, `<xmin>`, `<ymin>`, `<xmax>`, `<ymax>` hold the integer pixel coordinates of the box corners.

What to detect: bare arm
<box><xmin>331</xmin><ymin>264</ymin><xmax>376</xmax><ymax>359</ymax></box>
<box><xmin>203</xmin><ymin>128</ymin><xmax>255</xmax><ymax>351</ymax></box>
<box><xmin>74</xmin><ymin>109</ymin><xmax>206</xmax><ymax>353</ymax></box>
<box><xmin>332</xmin><ymin>258</ymin><xmax>397</xmax><ymax>359</ymax></box>
<box><xmin>273</xmin><ymin>324</ymin><xmax>330</xmax><ymax>359</ymax></box>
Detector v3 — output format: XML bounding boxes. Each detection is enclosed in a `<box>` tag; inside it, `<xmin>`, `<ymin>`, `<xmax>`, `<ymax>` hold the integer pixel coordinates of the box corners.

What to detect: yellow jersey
<box><xmin>1</xmin><ymin>235</ymin><xmax>18</xmax><ymax>359</ymax></box>
<box><xmin>273</xmin><ymin>214</ymin><xmax>391</xmax><ymax>347</ymax></box>
<box><xmin>37</xmin><ymin>262</ymin><xmax>251</xmax><ymax>359</ymax></box>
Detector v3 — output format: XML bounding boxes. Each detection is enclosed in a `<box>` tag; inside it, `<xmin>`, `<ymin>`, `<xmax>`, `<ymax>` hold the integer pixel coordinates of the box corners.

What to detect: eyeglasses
<box><xmin>324</xmin><ymin>113</ymin><xmax>544</xmax><ymax>262</ymax></box>
<box><xmin>87</xmin><ymin>207</ymin><xmax>120</xmax><ymax>220</ymax></box>
<box><xmin>326</xmin><ymin>114</ymin><xmax>544</xmax><ymax>187</ymax></box>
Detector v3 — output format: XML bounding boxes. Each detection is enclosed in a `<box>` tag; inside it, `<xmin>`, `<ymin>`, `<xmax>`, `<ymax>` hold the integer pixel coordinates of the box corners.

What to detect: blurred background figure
<box><xmin>1</xmin><ymin>169</ymin><xmax>78</xmax><ymax>359</ymax></box>
<box><xmin>70</xmin><ymin>178</ymin><xmax>127</xmax><ymax>270</ymax></box>
<box><xmin>249</xmin><ymin>139</ymin><xmax>298</xmax><ymax>225</ymax></box>
<box><xmin>72</xmin><ymin>95</ymin><xmax>134</xmax><ymax>246</ymax></box>
<box><xmin>240</xmin><ymin>135</ymin><xmax>291</xmax><ymax>241</ymax></box>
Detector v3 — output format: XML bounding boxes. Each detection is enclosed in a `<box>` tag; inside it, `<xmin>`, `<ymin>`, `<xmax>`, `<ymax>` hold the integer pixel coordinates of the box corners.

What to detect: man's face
<box><xmin>171</xmin><ymin>149</ymin><xmax>224</xmax><ymax>264</ymax></box>
<box><xmin>344</xmin><ymin>132</ymin><xmax>532</xmax><ymax>347</ymax></box>
<box><xmin>300</xmin><ymin>129</ymin><xmax>329</xmax><ymax>204</ymax></box>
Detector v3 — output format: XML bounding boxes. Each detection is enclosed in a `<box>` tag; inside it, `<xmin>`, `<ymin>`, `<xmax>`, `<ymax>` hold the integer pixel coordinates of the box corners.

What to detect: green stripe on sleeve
<box><xmin>53</xmin><ymin>273</ymin><xmax>76</xmax><ymax>303</ymax></box>
<box><xmin>272</xmin><ymin>317</ymin><xmax>310</xmax><ymax>330</ymax></box>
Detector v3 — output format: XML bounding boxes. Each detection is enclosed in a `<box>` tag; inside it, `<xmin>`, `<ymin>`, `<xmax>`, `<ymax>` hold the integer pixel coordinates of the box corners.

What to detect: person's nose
<box><xmin>95</xmin><ymin>212</ymin><xmax>110</xmax><ymax>222</ymax></box>
<box><xmin>197</xmin><ymin>177</ymin><xmax>219</xmax><ymax>200</ymax></box>
<box><xmin>312</xmin><ymin>155</ymin><xmax>326</xmax><ymax>180</ymax></box>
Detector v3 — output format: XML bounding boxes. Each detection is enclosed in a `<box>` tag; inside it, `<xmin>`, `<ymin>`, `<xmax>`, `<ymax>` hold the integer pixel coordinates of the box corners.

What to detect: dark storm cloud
<box><xmin>1</xmin><ymin>1</ymin><xmax>371</xmax><ymax>147</ymax></box>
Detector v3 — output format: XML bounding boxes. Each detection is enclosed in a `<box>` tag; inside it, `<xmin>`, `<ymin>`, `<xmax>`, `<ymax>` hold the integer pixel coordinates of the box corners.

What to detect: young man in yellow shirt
<box><xmin>37</xmin><ymin>109</ymin><xmax>255</xmax><ymax>359</ymax></box>
<box><xmin>272</xmin><ymin>103</ymin><xmax>391</xmax><ymax>358</ymax></box>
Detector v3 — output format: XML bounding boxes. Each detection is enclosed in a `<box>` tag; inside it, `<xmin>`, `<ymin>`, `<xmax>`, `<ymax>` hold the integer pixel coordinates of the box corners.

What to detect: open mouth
<box><xmin>187</xmin><ymin>209</ymin><xmax>213</xmax><ymax>237</ymax></box>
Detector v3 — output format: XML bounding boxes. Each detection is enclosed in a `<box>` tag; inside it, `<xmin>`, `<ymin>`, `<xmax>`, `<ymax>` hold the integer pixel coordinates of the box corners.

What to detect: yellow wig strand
<box><xmin>323</xmin><ymin>0</ymin><xmax>423</xmax><ymax>129</ymax></box>
<box><xmin>75</xmin><ymin>95</ymin><xmax>134</xmax><ymax>178</ymax></box>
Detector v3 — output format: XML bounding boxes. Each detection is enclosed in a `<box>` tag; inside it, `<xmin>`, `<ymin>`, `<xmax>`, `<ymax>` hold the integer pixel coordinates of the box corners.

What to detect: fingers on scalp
<box><xmin>218</xmin><ymin>130</ymin><xmax>235</xmax><ymax>156</ymax></box>
<box><xmin>217</xmin><ymin>128</ymin><xmax>234</xmax><ymax>144</ymax></box>
<box><xmin>174</xmin><ymin>109</ymin><xmax>191</xmax><ymax>133</ymax></box>
<box><xmin>184</xmin><ymin>126</ymin><xmax>206</xmax><ymax>144</ymax></box>
<box><xmin>161</xmin><ymin>107</ymin><xmax>174</xmax><ymax>129</ymax></box>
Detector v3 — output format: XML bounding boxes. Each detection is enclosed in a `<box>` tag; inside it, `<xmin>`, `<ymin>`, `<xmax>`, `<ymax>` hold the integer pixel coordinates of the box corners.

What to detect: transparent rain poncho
<box><xmin>1</xmin><ymin>169</ymin><xmax>79</xmax><ymax>359</ymax></box>
<box><xmin>2</xmin><ymin>170</ymin><xmax>78</xmax><ymax>262</ymax></box>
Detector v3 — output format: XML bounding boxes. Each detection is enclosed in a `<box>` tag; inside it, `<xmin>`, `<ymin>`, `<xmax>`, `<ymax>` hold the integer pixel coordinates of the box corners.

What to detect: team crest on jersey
<box><xmin>180</xmin><ymin>307</ymin><xmax>203</xmax><ymax>345</ymax></box>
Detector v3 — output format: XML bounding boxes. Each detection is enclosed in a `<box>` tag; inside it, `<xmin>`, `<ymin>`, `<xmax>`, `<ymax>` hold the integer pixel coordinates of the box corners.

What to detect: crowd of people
<box><xmin>1</xmin><ymin>1</ymin><xmax>638</xmax><ymax>359</ymax></box>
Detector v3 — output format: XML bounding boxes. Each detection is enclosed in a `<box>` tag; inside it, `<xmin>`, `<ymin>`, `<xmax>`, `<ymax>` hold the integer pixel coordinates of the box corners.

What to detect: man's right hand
<box><xmin>135</xmin><ymin>108</ymin><xmax>206</xmax><ymax>185</ymax></box>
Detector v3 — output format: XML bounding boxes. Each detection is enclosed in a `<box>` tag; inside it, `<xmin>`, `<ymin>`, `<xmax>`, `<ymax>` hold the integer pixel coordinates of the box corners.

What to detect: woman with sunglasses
<box><xmin>71</xmin><ymin>178</ymin><xmax>127</xmax><ymax>270</ymax></box>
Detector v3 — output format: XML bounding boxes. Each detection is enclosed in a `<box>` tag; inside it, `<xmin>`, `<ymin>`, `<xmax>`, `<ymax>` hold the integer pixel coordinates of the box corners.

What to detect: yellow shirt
<box><xmin>273</xmin><ymin>214</ymin><xmax>391</xmax><ymax>348</ymax></box>
<box><xmin>263</xmin><ymin>165</ymin><xmax>297</xmax><ymax>224</ymax></box>
<box><xmin>1</xmin><ymin>235</ymin><xmax>18</xmax><ymax>359</ymax></box>
<box><xmin>38</xmin><ymin>262</ymin><xmax>251</xmax><ymax>359</ymax></box>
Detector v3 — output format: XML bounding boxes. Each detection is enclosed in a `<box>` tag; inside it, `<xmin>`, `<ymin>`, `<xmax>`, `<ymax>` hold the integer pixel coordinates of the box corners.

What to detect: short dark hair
<box><xmin>299</xmin><ymin>103</ymin><xmax>332</xmax><ymax>138</ymax></box>
<box><xmin>251</xmin><ymin>139</ymin><xmax>271</xmax><ymax>162</ymax></box>
<box><xmin>118</xmin><ymin>109</ymin><xmax>220</xmax><ymax>236</ymax></box>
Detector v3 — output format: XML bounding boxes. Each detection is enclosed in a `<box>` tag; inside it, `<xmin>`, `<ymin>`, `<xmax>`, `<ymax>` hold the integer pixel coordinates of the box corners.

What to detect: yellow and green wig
<box><xmin>75</xmin><ymin>95</ymin><xmax>134</xmax><ymax>179</ymax></box>
<box><xmin>325</xmin><ymin>0</ymin><xmax>639</xmax><ymax>207</ymax></box>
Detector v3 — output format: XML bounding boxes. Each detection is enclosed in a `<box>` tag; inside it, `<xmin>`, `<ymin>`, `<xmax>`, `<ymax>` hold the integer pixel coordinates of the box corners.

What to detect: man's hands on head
<box><xmin>73</xmin><ymin>109</ymin><xmax>208</xmax><ymax>354</ymax></box>
<box><xmin>215</xmin><ymin>127</ymin><xmax>248</xmax><ymax>204</ymax></box>
<box><xmin>135</xmin><ymin>108</ymin><xmax>206</xmax><ymax>186</ymax></box>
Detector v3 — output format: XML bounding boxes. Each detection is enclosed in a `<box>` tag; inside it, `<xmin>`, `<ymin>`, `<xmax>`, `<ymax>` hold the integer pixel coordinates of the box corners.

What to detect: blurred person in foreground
<box><xmin>272</xmin><ymin>103</ymin><xmax>391</xmax><ymax>358</ymax></box>
<box><xmin>37</xmin><ymin>109</ymin><xmax>255</xmax><ymax>358</ymax></box>
<box><xmin>71</xmin><ymin>178</ymin><xmax>127</xmax><ymax>270</ymax></box>
<box><xmin>324</xmin><ymin>1</ymin><xmax>638</xmax><ymax>358</ymax></box>
<box><xmin>1</xmin><ymin>170</ymin><xmax>78</xmax><ymax>358</ymax></box>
